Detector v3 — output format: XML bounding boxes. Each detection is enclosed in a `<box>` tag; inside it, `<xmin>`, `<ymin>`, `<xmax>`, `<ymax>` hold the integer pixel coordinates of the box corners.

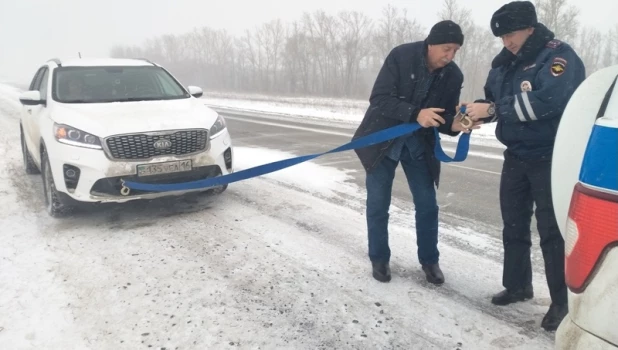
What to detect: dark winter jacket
<box><xmin>479</xmin><ymin>23</ymin><xmax>586</xmax><ymax>160</ymax></box>
<box><xmin>352</xmin><ymin>40</ymin><xmax>463</xmax><ymax>187</ymax></box>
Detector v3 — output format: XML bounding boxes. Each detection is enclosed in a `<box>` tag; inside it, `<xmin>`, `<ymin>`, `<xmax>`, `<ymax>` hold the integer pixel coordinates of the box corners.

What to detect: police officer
<box><xmin>462</xmin><ymin>1</ymin><xmax>585</xmax><ymax>331</ymax></box>
<box><xmin>353</xmin><ymin>20</ymin><xmax>478</xmax><ymax>285</ymax></box>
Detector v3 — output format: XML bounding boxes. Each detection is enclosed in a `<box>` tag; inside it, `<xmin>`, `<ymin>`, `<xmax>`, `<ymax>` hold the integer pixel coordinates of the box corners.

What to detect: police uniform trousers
<box><xmin>499</xmin><ymin>150</ymin><xmax>567</xmax><ymax>305</ymax></box>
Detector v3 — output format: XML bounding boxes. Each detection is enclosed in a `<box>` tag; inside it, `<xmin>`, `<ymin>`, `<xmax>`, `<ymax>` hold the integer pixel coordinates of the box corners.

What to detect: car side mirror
<box><xmin>187</xmin><ymin>86</ymin><xmax>203</xmax><ymax>98</ymax></box>
<box><xmin>19</xmin><ymin>90</ymin><xmax>45</xmax><ymax>106</ymax></box>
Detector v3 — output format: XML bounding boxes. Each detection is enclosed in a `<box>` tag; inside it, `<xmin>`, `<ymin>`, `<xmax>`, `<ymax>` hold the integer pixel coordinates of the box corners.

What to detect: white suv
<box><xmin>18</xmin><ymin>57</ymin><xmax>234</xmax><ymax>217</ymax></box>
<box><xmin>552</xmin><ymin>64</ymin><xmax>618</xmax><ymax>349</ymax></box>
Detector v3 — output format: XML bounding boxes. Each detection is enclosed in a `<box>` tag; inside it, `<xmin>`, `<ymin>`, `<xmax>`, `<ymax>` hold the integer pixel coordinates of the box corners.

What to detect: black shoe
<box><xmin>372</xmin><ymin>262</ymin><xmax>391</xmax><ymax>282</ymax></box>
<box><xmin>541</xmin><ymin>303</ymin><xmax>568</xmax><ymax>331</ymax></box>
<box><xmin>422</xmin><ymin>263</ymin><xmax>444</xmax><ymax>285</ymax></box>
<box><xmin>491</xmin><ymin>285</ymin><xmax>534</xmax><ymax>305</ymax></box>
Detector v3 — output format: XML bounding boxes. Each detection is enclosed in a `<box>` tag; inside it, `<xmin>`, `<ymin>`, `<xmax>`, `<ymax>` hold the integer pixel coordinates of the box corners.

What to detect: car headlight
<box><xmin>209</xmin><ymin>114</ymin><xmax>227</xmax><ymax>138</ymax></box>
<box><xmin>53</xmin><ymin>123</ymin><xmax>103</xmax><ymax>149</ymax></box>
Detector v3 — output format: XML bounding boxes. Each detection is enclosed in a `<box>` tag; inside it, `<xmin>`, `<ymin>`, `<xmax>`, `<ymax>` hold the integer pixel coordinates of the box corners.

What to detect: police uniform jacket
<box><xmin>480</xmin><ymin>23</ymin><xmax>586</xmax><ymax>160</ymax></box>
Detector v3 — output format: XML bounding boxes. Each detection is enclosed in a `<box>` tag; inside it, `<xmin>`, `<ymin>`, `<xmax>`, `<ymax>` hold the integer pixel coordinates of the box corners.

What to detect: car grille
<box><xmin>105</xmin><ymin>129</ymin><xmax>208</xmax><ymax>160</ymax></box>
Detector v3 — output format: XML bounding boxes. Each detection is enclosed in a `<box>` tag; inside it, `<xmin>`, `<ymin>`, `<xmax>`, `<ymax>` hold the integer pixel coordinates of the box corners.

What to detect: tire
<box><xmin>198</xmin><ymin>184</ymin><xmax>228</xmax><ymax>196</ymax></box>
<box><xmin>20</xmin><ymin>127</ymin><xmax>40</xmax><ymax>174</ymax></box>
<box><xmin>41</xmin><ymin>150</ymin><xmax>73</xmax><ymax>217</ymax></box>
<box><xmin>212</xmin><ymin>184</ymin><xmax>228</xmax><ymax>194</ymax></box>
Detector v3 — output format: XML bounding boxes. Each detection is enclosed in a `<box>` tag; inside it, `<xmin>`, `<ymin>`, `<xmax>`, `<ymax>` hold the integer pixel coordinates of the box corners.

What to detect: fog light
<box><xmin>224</xmin><ymin>147</ymin><xmax>232</xmax><ymax>170</ymax></box>
<box><xmin>63</xmin><ymin>164</ymin><xmax>81</xmax><ymax>191</ymax></box>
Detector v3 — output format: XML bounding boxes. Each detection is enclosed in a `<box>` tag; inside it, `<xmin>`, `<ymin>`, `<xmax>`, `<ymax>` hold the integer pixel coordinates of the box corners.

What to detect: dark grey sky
<box><xmin>0</xmin><ymin>0</ymin><xmax>613</xmax><ymax>85</ymax></box>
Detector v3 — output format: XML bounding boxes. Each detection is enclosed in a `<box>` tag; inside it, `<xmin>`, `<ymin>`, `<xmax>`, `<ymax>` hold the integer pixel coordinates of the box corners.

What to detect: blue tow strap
<box><xmin>121</xmin><ymin>123</ymin><xmax>471</xmax><ymax>192</ymax></box>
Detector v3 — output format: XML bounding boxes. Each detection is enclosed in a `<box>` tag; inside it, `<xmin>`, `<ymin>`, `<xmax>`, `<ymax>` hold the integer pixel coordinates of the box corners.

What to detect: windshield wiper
<box><xmin>61</xmin><ymin>96</ymin><xmax>187</xmax><ymax>103</ymax></box>
<box><xmin>62</xmin><ymin>99</ymin><xmax>91</xmax><ymax>103</ymax></box>
<box><xmin>115</xmin><ymin>97</ymin><xmax>166</xmax><ymax>102</ymax></box>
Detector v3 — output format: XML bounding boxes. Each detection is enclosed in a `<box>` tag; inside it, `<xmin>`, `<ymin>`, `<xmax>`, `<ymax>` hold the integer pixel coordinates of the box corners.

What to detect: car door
<box><xmin>23</xmin><ymin>66</ymin><xmax>50</xmax><ymax>165</ymax></box>
<box><xmin>22</xmin><ymin>67</ymin><xmax>45</xmax><ymax>155</ymax></box>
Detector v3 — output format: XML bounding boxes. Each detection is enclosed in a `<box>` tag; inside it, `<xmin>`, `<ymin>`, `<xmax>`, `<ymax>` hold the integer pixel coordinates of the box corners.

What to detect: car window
<box><xmin>29</xmin><ymin>67</ymin><xmax>46</xmax><ymax>91</ymax></box>
<box><xmin>38</xmin><ymin>68</ymin><xmax>49</xmax><ymax>100</ymax></box>
<box><xmin>156</xmin><ymin>72</ymin><xmax>185</xmax><ymax>96</ymax></box>
<box><xmin>51</xmin><ymin>66</ymin><xmax>190</xmax><ymax>104</ymax></box>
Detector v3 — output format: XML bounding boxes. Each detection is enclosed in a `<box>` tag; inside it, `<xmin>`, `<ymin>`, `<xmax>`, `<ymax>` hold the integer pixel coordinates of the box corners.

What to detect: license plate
<box><xmin>136</xmin><ymin>160</ymin><xmax>192</xmax><ymax>177</ymax></box>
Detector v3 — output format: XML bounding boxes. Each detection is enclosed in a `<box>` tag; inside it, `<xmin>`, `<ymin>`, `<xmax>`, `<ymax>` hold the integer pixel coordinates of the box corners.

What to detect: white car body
<box><xmin>18</xmin><ymin>57</ymin><xmax>234</xmax><ymax>217</ymax></box>
<box><xmin>552</xmin><ymin>64</ymin><xmax>618</xmax><ymax>349</ymax></box>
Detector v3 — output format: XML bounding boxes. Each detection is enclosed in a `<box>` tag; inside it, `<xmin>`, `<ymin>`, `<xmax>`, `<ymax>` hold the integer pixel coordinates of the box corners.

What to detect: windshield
<box><xmin>52</xmin><ymin>65</ymin><xmax>190</xmax><ymax>103</ymax></box>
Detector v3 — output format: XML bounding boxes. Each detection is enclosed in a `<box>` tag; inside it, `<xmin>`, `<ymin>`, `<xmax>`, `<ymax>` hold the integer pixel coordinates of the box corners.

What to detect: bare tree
<box><xmin>283</xmin><ymin>22</ymin><xmax>312</xmax><ymax>94</ymax></box>
<box><xmin>373</xmin><ymin>5</ymin><xmax>424</xmax><ymax>60</ymax></box>
<box><xmin>337</xmin><ymin>11</ymin><xmax>372</xmax><ymax>96</ymax></box>
<box><xmin>575</xmin><ymin>27</ymin><xmax>604</xmax><ymax>75</ymax></box>
<box><xmin>438</xmin><ymin>0</ymin><xmax>475</xmax><ymax>73</ymax></box>
<box><xmin>436</xmin><ymin>0</ymin><xmax>500</xmax><ymax>101</ymax></box>
<box><xmin>534</xmin><ymin>0</ymin><xmax>579</xmax><ymax>42</ymax></box>
<box><xmin>603</xmin><ymin>25</ymin><xmax>618</xmax><ymax>68</ymax></box>
<box><xmin>108</xmin><ymin>1</ymin><xmax>610</xmax><ymax>99</ymax></box>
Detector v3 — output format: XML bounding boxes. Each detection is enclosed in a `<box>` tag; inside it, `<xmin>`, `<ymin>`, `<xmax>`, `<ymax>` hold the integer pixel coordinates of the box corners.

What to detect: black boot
<box><xmin>422</xmin><ymin>263</ymin><xmax>444</xmax><ymax>285</ymax></box>
<box><xmin>491</xmin><ymin>285</ymin><xmax>534</xmax><ymax>305</ymax></box>
<box><xmin>372</xmin><ymin>262</ymin><xmax>391</xmax><ymax>282</ymax></box>
<box><xmin>541</xmin><ymin>303</ymin><xmax>568</xmax><ymax>331</ymax></box>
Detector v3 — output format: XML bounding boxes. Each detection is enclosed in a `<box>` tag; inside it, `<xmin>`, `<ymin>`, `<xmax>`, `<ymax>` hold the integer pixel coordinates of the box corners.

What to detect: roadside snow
<box><xmin>233</xmin><ymin>146</ymin><xmax>361</xmax><ymax>199</ymax></box>
<box><xmin>0</xmin><ymin>86</ymin><xmax>89</xmax><ymax>349</ymax></box>
<box><xmin>0</xmin><ymin>83</ymin><xmax>22</xmax><ymax>111</ymax></box>
<box><xmin>0</xmin><ymin>83</ymin><xmax>554</xmax><ymax>349</ymax></box>
<box><xmin>204</xmin><ymin>95</ymin><xmax>366</xmax><ymax>124</ymax></box>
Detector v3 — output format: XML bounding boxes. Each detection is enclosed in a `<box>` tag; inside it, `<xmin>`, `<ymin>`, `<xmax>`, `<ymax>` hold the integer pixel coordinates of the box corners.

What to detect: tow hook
<box><xmin>120</xmin><ymin>180</ymin><xmax>130</xmax><ymax>196</ymax></box>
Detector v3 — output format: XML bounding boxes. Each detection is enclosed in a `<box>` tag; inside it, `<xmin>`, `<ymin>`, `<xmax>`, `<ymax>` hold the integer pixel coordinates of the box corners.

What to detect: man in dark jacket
<box><xmin>462</xmin><ymin>1</ymin><xmax>585</xmax><ymax>331</ymax></box>
<box><xmin>353</xmin><ymin>20</ymin><xmax>477</xmax><ymax>286</ymax></box>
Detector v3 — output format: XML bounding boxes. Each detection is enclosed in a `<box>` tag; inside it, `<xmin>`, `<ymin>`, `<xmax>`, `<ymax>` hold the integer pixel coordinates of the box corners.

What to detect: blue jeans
<box><xmin>365</xmin><ymin>147</ymin><xmax>439</xmax><ymax>265</ymax></box>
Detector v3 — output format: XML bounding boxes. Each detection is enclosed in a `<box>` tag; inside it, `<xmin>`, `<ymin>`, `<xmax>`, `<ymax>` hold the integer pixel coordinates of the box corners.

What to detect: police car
<box><xmin>552</xmin><ymin>64</ymin><xmax>618</xmax><ymax>348</ymax></box>
<box><xmin>18</xmin><ymin>57</ymin><xmax>233</xmax><ymax>217</ymax></box>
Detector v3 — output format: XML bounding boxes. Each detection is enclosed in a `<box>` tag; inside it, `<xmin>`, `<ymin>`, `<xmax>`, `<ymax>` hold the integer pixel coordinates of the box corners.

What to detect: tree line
<box><xmin>110</xmin><ymin>0</ymin><xmax>618</xmax><ymax>102</ymax></box>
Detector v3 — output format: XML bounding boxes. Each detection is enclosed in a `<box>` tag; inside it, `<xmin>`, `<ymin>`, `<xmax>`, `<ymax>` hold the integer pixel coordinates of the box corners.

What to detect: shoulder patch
<box><xmin>550</xmin><ymin>57</ymin><xmax>567</xmax><ymax>77</ymax></box>
<box><xmin>546</xmin><ymin>39</ymin><xmax>563</xmax><ymax>49</ymax></box>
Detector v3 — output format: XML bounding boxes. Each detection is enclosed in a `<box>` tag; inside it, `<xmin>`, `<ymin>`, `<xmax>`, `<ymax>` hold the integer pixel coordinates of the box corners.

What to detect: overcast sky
<box><xmin>0</xmin><ymin>0</ymin><xmax>614</xmax><ymax>85</ymax></box>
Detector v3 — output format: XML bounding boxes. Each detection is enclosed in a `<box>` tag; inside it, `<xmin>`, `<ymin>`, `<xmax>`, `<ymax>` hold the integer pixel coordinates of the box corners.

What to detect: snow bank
<box><xmin>0</xmin><ymin>83</ymin><xmax>22</xmax><ymax>113</ymax></box>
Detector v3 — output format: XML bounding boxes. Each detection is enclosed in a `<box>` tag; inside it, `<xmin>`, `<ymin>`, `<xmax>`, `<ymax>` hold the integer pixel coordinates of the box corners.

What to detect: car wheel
<box><xmin>198</xmin><ymin>184</ymin><xmax>228</xmax><ymax>196</ymax></box>
<box><xmin>20</xmin><ymin>127</ymin><xmax>40</xmax><ymax>174</ymax></box>
<box><xmin>41</xmin><ymin>150</ymin><xmax>73</xmax><ymax>217</ymax></box>
<box><xmin>212</xmin><ymin>184</ymin><xmax>228</xmax><ymax>194</ymax></box>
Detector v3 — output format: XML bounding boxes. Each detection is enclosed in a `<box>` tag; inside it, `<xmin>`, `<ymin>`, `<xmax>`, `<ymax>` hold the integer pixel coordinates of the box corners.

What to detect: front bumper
<box><xmin>45</xmin><ymin>130</ymin><xmax>234</xmax><ymax>203</ymax></box>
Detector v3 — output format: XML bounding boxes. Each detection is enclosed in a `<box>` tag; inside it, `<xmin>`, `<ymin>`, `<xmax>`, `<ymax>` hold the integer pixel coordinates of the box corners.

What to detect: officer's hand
<box><xmin>464</xmin><ymin>103</ymin><xmax>490</xmax><ymax>121</ymax></box>
<box><xmin>456</xmin><ymin>102</ymin><xmax>469</xmax><ymax>114</ymax></box>
<box><xmin>417</xmin><ymin>108</ymin><xmax>446</xmax><ymax>128</ymax></box>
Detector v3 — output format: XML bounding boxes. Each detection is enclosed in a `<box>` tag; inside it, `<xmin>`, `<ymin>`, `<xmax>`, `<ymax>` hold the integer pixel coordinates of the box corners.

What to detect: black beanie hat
<box><xmin>426</xmin><ymin>20</ymin><xmax>464</xmax><ymax>46</ymax></box>
<box><xmin>491</xmin><ymin>1</ymin><xmax>538</xmax><ymax>37</ymax></box>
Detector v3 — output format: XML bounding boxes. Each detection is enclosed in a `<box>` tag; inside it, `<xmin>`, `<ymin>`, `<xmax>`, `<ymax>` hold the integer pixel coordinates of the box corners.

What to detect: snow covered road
<box><xmin>0</xmin><ymin>84</ymin><xmax>556</xmax><ymax>349</ymax></box>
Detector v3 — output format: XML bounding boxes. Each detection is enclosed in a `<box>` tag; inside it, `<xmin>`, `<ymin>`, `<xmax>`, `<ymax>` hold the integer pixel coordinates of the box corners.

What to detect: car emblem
<box><xmin>153</xmin><ymin>139</ymin><xmax>172</xmax><ymax>149</ymax></box>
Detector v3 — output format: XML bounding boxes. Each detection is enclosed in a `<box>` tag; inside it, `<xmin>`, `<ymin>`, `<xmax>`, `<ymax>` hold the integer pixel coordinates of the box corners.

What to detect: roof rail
<box><xmin>47</xmin><ymin>58</ymin><xmax>62</xmax><ymax>66</ymax></box>
<box><xmin>136</xmin><ymin>58</ymin><xmax>158</xmax><ymax>66</ymax></box>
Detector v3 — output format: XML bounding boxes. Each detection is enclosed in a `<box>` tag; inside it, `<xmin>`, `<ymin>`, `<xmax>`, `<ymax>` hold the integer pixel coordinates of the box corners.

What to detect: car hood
<box><xmin>49</xmin><ymin>98</ymin><xmax>218</xmax><ymax>137</ymax></box>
